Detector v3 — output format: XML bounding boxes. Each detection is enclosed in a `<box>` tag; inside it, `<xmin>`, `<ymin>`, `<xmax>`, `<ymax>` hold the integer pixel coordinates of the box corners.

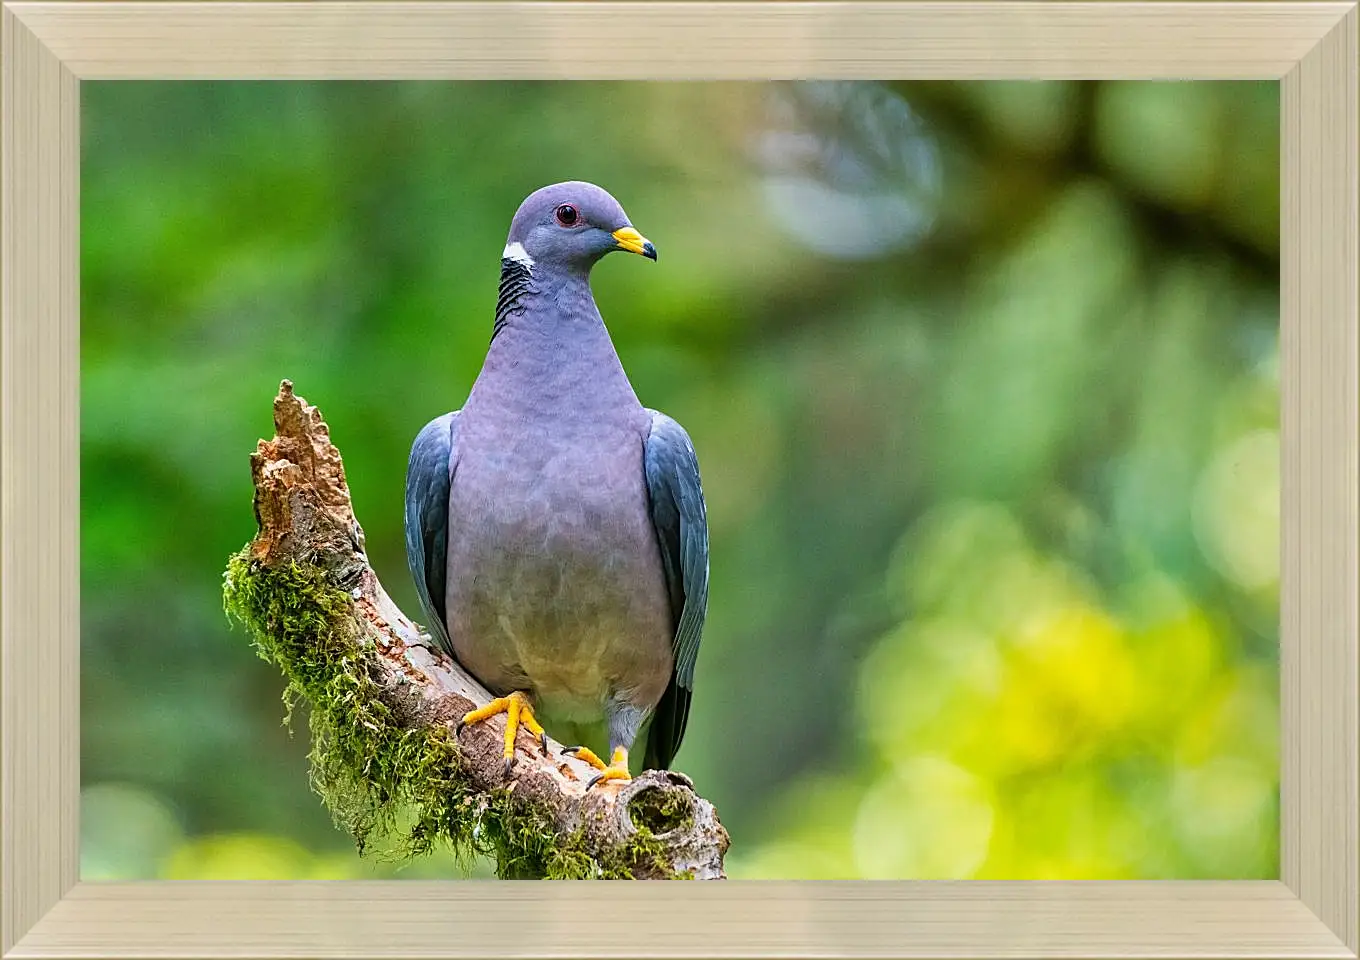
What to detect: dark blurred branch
<box><xmin>745</xmin><ymin>81</ymin><xmax>1276</xmax><ymax>350</ymax></box>
<box><xmin>227</xmin><ymin>380</ymin><xmax>728</xmax><ymax>879</ymax></box>
<box><xmin>892</xmin><ymin>81</ymin><xmax>1279</xmax><ymax>280</ymax></box>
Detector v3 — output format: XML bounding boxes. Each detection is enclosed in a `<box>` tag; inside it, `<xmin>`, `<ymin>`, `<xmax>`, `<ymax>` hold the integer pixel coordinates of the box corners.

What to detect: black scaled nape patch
<box><xmin>492</xmin><ymin>258</ymin><xmax>533</xmax><ymax>343</ymax></box>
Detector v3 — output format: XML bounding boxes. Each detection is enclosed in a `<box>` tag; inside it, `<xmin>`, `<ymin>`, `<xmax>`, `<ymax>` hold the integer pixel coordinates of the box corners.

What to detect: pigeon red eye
<box><xmin>555</xmin><ymin>204</ymin><xmax>579</xmax><ymax>227</ymax></box>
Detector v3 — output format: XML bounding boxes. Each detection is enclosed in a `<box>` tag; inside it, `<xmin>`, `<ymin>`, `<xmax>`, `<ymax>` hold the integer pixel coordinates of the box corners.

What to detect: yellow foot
<box><xmin>563</xmin><ymin>745</ymin><xmax>632</xmax><ymax>788</ymax></box>
<box><xmin>455</xmin><ymin>691</ymin><xmax>548</xmax><ymax>778</ymax></box>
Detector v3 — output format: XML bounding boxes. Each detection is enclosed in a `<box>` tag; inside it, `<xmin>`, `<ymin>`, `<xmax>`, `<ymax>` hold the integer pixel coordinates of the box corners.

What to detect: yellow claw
<box><xmin>564</xmin><ymin>745</ymin><xmax>609</xmax><ymax>770</ymax></box>
<box><xmin>564</xmin><ymin>745</ymin><xmax>632</xmax><ymax>788</ymax></box>
<box><xmin>455</xmin><ymin>691</ymin><xmax>548</xmax><ymax>777</ymax></box>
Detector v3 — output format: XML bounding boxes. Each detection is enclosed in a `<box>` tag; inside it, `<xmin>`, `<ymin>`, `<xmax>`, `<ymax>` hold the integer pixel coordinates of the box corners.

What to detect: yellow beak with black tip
<box><xmin>613</xmin><ymin>226</ymin><xmax>657</xmax><ymax>261</ymax></box>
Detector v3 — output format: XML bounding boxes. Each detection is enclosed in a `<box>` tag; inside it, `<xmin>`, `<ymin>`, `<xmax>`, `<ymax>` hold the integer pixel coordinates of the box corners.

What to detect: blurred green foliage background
<box><xmin>81</xmin><ymin>80</ymin><xmax>1279</xmax><ymax>881</ymax></box>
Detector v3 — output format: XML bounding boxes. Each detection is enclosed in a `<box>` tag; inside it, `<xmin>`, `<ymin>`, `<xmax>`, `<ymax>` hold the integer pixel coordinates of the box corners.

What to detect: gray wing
<box><xmin>640</xmin><ymin>410</ymin><xmax>709</xmax><ymax>771</ymax></box>
<box><xmin>404</xmin><ymin>410</ymin><xmax>460</xmax><ymax>660</ymax></box>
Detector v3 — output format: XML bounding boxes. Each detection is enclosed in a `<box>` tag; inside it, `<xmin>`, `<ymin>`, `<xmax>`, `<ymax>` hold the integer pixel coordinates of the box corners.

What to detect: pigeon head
<box><xmin>503</xmin><ymin>181</ymin><xmax>656</xmax><ymax>274</ymax></box>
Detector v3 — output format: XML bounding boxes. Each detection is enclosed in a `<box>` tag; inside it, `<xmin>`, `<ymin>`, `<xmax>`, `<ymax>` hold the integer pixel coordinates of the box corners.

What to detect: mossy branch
<box><xmin>223</xmin><ymin>381</ymin><xmax>729</xmax><ymax>879</ymax></box>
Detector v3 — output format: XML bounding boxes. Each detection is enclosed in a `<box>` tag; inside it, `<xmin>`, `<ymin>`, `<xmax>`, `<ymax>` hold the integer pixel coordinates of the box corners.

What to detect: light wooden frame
<box><xmin>2</xmin><ymin>2</ymin><xmax>1354</xmax><ymax>957</ymax></box>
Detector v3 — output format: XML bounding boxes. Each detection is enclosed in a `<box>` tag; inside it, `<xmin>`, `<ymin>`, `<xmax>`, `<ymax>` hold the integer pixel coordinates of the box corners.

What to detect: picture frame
<box><xmin>3</xmin><ymin>2</ymin><xmax>1355</xmax><ymax>957</ymax></box>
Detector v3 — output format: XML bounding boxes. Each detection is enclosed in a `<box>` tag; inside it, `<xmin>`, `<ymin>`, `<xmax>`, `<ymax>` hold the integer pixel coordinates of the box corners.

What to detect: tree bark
<box><xmin>231</xmin><ymin>380</ymin><xmax>728</xmax><ymax>879</ymax></box>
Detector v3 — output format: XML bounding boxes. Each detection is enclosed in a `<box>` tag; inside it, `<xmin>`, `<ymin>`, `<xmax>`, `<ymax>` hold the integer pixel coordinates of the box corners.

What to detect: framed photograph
<box><xmin>3</xmin><ymin>2</ymin><xmax>1356</xmax><ymax>957</ymax></box>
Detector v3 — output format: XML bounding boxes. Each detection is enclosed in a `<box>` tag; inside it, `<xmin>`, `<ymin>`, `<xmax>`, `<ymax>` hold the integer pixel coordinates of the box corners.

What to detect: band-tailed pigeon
<box><xmin>404</xmin><ymin>182</ymin><xmax>709</xmax><ymax>787</ymax></box>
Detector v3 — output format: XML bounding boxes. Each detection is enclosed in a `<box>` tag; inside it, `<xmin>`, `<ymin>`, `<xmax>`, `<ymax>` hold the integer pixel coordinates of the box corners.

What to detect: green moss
<box><xmin>628</xmin><ymin>787</ymin><xmax>695</xmax><ymax>836</ymax></box>
<box><xmin>222</xmin><ymin>547</ymin><xmax>670</xmax><ymax>879</ymax></box>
